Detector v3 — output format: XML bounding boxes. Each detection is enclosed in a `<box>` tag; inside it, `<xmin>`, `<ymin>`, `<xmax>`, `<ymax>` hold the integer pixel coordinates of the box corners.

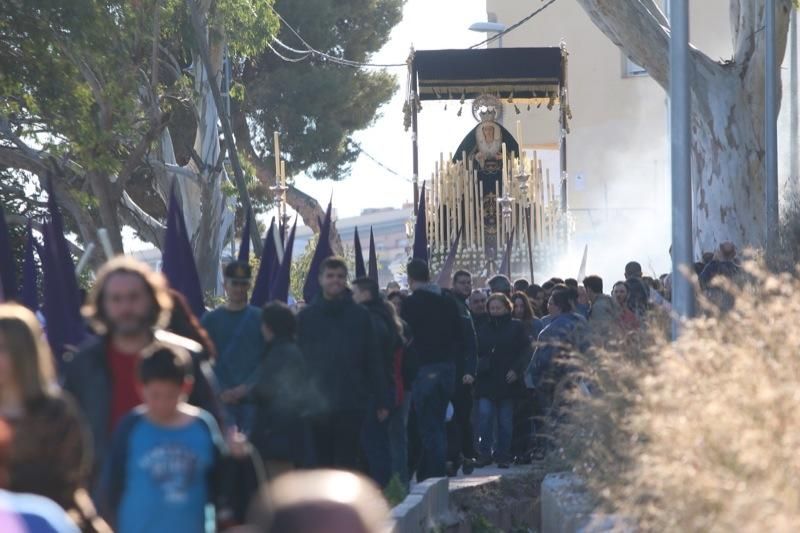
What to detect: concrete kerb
<box><xmin>391</xmin><ymin>493</ymin><xmax>425</xmax><ymax>532</ymax></box>
<box><xmin>392</xmin><ymin>477</ymin><xmax>449</xmax><ymax>533</ymax></box>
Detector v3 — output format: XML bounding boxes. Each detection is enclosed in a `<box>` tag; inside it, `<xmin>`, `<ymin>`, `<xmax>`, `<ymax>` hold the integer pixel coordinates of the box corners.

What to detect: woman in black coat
<box><xmin>475</xmin><ymin>293</ymin><xmax>531</xmax><ymax>468</ymax></box>
<box><xmin>249</xmin><ymin>302</ymin><xmax>313</xmax><ymax>478</ymax></box>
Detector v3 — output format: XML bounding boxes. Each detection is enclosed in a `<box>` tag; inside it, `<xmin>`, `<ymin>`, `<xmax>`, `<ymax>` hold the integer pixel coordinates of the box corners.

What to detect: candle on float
<box><xmin>516</xmin><ymin>119</ymin><xmax>522</xmax><ymax>149</ymax></box>
<box><xmin>432</xmin><ymin>170</ymin><xmax>438</xmax><ymax>248</ymax></box>
<box><xmin>495</xmin><ymin>180</ymin><xmax>503</xmax><ymax>242</ymax></box>
<box><xmin>466</xmin><ymin>165</ymin><xmax>473</xmax><ymax>248</ymax></box>
<box><xmin>479</xmin><ymin>180</ymin><xmax>485</xmax><ymax>251</ymax></box>
<box><xmin>501</xmin><ymin>142</ymin><xmax>508</xmax><ymax>192</ymax></box>
<box><xmin>273</xmin><ymin>132</ymin><xmax>281</xmax><ymax>182</ymax></box>
<box><xmin>453</xmin><ymin>166</ymin><xmax>462</xmax><ymax>245</ymax></box>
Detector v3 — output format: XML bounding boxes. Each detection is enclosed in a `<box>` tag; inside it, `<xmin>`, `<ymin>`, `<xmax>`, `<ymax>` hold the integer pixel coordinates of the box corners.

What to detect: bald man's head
<box><xmin>719</xmin><ymin>242</ymin><xmax>737</xmax><ymax>261</ymax></box>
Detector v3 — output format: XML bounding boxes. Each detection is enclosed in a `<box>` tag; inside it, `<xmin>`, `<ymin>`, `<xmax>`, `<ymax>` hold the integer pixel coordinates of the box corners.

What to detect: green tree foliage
<box><xmin>289</xmin><ymin>234</ymin><xmax>317</xmax><ymax>301</ymax></box>
<box><xmin>235</xmin><ymin>0</ymin><xmax>404</xmax><ymax>182</ymax></box>
<box><xmin>0</xmin><ymin>0</ymin><xmax>277</xmax><ymax>255</ymax></box>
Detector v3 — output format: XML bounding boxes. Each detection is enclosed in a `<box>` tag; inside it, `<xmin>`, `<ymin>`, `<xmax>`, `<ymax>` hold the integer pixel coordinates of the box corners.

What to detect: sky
<box><xmin>285</xmin><ymin>0</ymin><xmax>488</xmax><ymax>218</ymax></box>
<box><xmin>124</xmin><ymin>0</ymin><xmax>488</xmax><ymax>250</ymax></box>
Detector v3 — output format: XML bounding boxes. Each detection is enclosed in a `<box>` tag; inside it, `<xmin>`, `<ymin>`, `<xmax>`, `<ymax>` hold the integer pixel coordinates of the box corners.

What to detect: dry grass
<box><xmin>557</xmin><ymin>262</ymin><xmax>800</xmax><ymax>532</ymax></box>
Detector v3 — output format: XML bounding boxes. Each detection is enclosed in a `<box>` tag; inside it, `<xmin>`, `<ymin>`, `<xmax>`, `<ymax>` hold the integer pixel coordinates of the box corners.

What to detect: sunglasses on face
<box><xmin>229</xmin><ymin>280</ymin><xmax>251</xmax><ymax>288</ymax></box>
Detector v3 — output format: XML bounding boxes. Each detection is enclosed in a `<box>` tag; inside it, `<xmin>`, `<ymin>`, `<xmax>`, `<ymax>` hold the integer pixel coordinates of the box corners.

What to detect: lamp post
<box><xmin>670</xmin><ymin>0</ymin><xmax>694</xmax><ymax>334</ymax></box>
<box><xmin>765</xmin><ymin>0</ymin><xmax>779</xmax><ymax>259</ymax></box>
<box><xmin>468</xmin><ymin>22</ymin><xmax>508</xmax><ymax>48</ymax></box>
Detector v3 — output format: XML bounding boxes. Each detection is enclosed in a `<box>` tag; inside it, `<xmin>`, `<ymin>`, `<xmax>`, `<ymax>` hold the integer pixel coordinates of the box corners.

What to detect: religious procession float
<box><xmin>406</xmin><ymin>45</ymin><xmax>572</xmax><ymax>280</ymax></box>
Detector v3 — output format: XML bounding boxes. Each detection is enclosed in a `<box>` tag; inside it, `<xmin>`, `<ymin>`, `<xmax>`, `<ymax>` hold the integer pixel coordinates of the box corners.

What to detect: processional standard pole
<box><xmin>765</xmin><ymin>0</ymin><xmax>780</xmax><ymax>258</ymax></box>
<box><xmin>670</xmin><ymin>0</ymin><xmax>695</xmax><ymax>335</ymax></box>
<box><xmin>409</xmin><ymin>48</ymin><xmax>420</xmax><ymax>216</ymax></box>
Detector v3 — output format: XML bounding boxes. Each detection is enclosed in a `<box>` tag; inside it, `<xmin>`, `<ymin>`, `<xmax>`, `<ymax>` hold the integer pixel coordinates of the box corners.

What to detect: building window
<box><xmin>623</xmin><ymin>55</ymin><xmax>648</xmax><ymax>78</ymax></box>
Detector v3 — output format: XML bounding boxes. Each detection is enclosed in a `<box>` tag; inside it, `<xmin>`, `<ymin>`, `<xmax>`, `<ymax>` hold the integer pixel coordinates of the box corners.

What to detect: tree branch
<box><xmin>186</xmin><ymin>0</ymin><xmax>263</xmax><ymax>257</ymax></box>
<box><xmin>52</xmin><ymin>37</ymin><xmax>113</xmax><ymax>131</ymax></box>
<box><xmin>574</xmin><ymin>0</ymin><xmax>718</xmax><ymax>91</ymax></box>
<box><xmin>5</xmin><ymin>214</ymin><xmax>85</xmax><ymax>257</ymax></box>
<box><xmin>120</xmin><ymin>191</ymin><xmax>166</xmax><ymax>248</ymax></box>
<box><xmin>0</xmin><ymin>146</ymin><xmax>49</xmax><ymax>176</ymax></box>
<box><xmin>114</xmin><ymin>110</ymin><xmax>171</xmax><ymax>192</ymax></box>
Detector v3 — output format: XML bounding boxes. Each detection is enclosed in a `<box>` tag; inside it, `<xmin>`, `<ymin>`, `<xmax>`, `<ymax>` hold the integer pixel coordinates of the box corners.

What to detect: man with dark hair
<box><xmin>446</xmin><ymin>270</ymin><xmax>478</xmax><ymax>475</ymax></box>
<box><xmin>401</xmin><ymin>259</ymin><xmax>464</xmax><ymax>481</ymax></box>
<box><xmin>564</xmin><ymin>278</ymin><xmax>578</xmax><ymax>289</ymax></box>
<box><xmin>64</xmin><ymin>257</ymin><xmax>221</xmax><ymax>472</ymax></box>
<box><xmin>623</xmin><ymin>261</ymin><xmax>650</xmax><ymax>318</ymax></box>
<box><xmin>513</xmin><ymin>279</ymin><xmax>530</xmax><ymax>293</ymax></box>
<box><xmin>297</xmin><ymin>257</ymin><xmax>387</xmax><ymax>472</ymax></box>
<box><xmin>487</xmin><ymin>275</ymin><xmax>512</xmax><ymax>297</ymax></box>
<box><xmin>202</xmin><ymin>260</ymin><xmax>266</xmax><ymax>434</ymax></box>
<box><xmin>583</xmin><ymin>275</ymin><xmax>619</xmax><ymax>338</ymax></box>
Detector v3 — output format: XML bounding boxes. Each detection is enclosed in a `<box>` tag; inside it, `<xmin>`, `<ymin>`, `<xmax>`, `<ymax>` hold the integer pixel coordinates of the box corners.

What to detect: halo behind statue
<box><xmin>472</xmin><ymin>94</ymin><xmax>503</xmax><ymax>122</ymax></box>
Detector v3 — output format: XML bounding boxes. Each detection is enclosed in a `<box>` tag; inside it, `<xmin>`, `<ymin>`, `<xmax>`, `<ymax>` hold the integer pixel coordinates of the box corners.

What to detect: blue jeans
<box><xmin>478</xmin><ymin>398</ymin><xmax>513</xmax><ymax>463</ymax></box>
<box><xmin>387</xmin><ymin>395</ymin><xmax>411</xmax><ymax>487</ymax></box>
<box><xmin>412</xmin><ymin>362</ymin><xmax>456</xmax><ymax>481</ymax></box>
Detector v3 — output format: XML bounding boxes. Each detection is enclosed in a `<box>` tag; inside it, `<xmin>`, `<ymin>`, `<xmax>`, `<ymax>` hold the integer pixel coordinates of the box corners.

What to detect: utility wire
<box><xmin>266</xmin><ymin>2</ymin><xmax>561</xmax><ymax>68</ymax></box>
<box><xmin>268</xmin><ymin>6</ymin><xmax>407</xmax><ymax>68</ymax></box>
<box><xmin>358</xmin><ymin>146</ymin><xmax>413</xmax><ymax>183</ymax></box>
<box><xmin>468</xmin><ymin>0</ymin><xmax>560</xmax><ymax>49</ymax></box>
<box><xmin>267</xmin><ymin>41</ymin><xmax>311</xmax><ymax>63</ymax></box>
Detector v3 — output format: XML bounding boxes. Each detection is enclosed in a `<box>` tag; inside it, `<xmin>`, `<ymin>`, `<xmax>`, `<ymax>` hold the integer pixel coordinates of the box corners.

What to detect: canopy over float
<box><xmin>407</xmin><ymin>45</ymin><xmax>572</xmax><ymax>279</ymax></box>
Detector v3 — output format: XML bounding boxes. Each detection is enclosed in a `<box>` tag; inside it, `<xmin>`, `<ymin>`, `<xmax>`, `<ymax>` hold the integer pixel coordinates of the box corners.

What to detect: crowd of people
<box><xmin>0</xmin><ymin>241</ymin><xmax>743</xmax><ymax>532</ymax></box>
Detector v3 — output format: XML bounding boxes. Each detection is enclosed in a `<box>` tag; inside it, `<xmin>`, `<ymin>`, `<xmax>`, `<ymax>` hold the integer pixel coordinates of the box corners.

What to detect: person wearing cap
<box><xmin>201</xmin><ymin>260</ymin><xmax>267</xmax><ymax>434</ymax></box>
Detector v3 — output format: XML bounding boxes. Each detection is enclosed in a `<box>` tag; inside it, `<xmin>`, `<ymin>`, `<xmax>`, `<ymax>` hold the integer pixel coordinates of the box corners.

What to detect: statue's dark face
<box><xmin>482</xmin><ymin>125</ymin><xmax>495</xmax><ymax>142</ymax></box>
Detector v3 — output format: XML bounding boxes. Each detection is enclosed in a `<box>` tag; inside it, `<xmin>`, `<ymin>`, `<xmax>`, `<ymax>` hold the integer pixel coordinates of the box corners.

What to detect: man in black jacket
<box><xmin>401</xmin><ymin>259</ymin><xmax>464</xmax><ymax>481</ymax></box>
<box><xmin>63</xmin><ymin>257</ymin><xmax>222</xmax><ymax>474</ymax></box>
<box><xmin>352</xmin><ymin>277</ymin><xmax>400</xmax><ymax>487</ymax></box>
<box><xmin>297</xmin><ymin>257</ymin><xmax>387</xmax><ymax>472</ymax></box>
<box><xmin>445</xmin><ymin>270</ymin><xmax>478</xmax><ymax>475</ymax></box>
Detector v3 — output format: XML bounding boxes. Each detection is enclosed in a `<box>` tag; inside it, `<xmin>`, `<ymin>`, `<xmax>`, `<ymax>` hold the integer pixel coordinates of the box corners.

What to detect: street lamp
<box><xmin>468</xmin><ymin>21</ymin><xmax>508</xmax><ymax>48</ymax></box>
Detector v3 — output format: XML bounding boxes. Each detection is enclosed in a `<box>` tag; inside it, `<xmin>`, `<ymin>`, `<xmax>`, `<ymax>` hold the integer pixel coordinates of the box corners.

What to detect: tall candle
<box><xmin>454</xmin><ymin>167</ymin><xmax>461</xmax><ymax>245</ymax></box>
<box><xmin>501</xmin><ymin>143</ymin><xmax>508</xmax><ymax>192</ymax></box>
<box><xmin>273</xmin><ymin>132</ymin><xmax>281</xmax><ymax>182</ymax></box>
<box><xmin>479</xmin><ymin>181</ymin><xmax>485</xmax><ymax>251</ymax></box>
<box><xmin>466</xmin><ymin>166</ymin><xmax>473</xmax><ymax>248</ymax></box>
